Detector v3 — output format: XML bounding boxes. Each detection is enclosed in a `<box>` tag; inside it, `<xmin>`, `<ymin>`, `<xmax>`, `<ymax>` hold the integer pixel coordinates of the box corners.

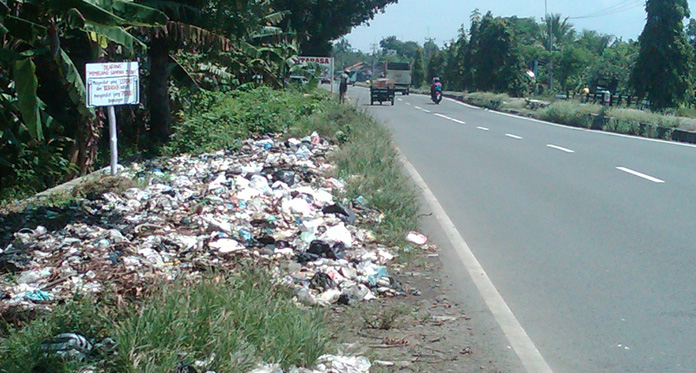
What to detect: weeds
<box><xmin>0</xmin><ymin>271</ymin><xmax>330</xmax><ymax>372</ymax></box>
<box><xmin>464</xmin><ymin>92</ymin><xmax>511</xmax><ymax>110</ymax></box>
<box><xmin>537</xmin><ymin>101</ymin><xmax>601</xmax><ymax>128</ymax></box>
<box><xmin>164</xmin><ymin>88</ymin><xmax>328</xmax><ymax>156</ymax></box>
<box><xmin>361</xmin><ymin>303</ymin><xmax>411</xmax><ymax>330</ymax></box>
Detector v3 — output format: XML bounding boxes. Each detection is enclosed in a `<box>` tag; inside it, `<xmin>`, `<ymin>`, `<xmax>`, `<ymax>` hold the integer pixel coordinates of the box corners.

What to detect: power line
<box><xmin>569</xmin><ymin>0</ymin><xmax>643</xmax><ymax>20</ymax></box>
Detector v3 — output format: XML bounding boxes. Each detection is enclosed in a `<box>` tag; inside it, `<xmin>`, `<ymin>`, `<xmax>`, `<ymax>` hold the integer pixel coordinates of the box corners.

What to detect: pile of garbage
<box><xmin>0</xmin><ymin>132</ymin><xmax>410</xmax><ymax>318</ymax></box>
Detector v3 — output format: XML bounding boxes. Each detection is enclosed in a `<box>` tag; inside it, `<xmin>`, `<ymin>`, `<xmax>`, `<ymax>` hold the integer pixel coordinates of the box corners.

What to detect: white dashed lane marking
<box><xmin>616</xmin><ymin>167</ymin><xmax>665</xmax><ymax>183</ymax></box>
<box><xmin>546</xmin><ymin>144</ymin><xmax>575</xmax><ymax>153</ymax></box>
<box><xmin>477</xmin><ymin>126</ymin><xmax>489</xmax><ymax>131</ymax></box>
<box><xmin>506</xmin><ymin>134</ymin><xmax>523</xmax><ymax>140</ymax></box>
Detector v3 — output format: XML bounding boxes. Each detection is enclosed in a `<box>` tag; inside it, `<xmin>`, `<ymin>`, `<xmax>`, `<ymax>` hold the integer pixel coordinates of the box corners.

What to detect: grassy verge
<box><xmin>1</xmin><ymin>88</ymin><xmax>422</xmax><ymax>371</ymax></box>
<box><xmin>463</xmin><ymin>92</ymin><xmax>511</xmax><ymax>110</ymax></box>
<box><xmin>1</xmin><ymin>270</ymin><xmax>329</xmax><ymax>372</ymax></box>
<box><xmin>537</xmin><ymin>101</ymin><xmax>602</xmax><ymax>128</ymax></box>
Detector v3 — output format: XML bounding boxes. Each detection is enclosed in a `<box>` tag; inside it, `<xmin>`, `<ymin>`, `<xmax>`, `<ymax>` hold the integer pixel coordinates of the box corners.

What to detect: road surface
<box><xmin>346</xmin><ymin>86</ymin><xmax>696</xmax><ymax>372</ymax></box>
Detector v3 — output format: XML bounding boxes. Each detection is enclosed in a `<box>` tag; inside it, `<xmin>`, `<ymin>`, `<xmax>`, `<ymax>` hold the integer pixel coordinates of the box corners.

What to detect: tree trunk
<box><xmin>148</xmin><ymin>34</ymin><xmax>172</xmax><ymax>144</ymax></box>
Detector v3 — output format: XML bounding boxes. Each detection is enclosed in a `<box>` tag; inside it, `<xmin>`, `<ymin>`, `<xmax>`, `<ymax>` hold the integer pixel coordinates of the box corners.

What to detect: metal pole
<box><xmin>108</xmin><ymin>106</ymin><xmax>118</xmax><ymax>176</ymax></box>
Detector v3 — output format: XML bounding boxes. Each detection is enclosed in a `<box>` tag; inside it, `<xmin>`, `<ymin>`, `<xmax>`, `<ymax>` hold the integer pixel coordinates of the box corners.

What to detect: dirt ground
<box><xmin>328</xmin><ymin>242</ymin><xmax>524</xmax><ymax>373</ymax></box>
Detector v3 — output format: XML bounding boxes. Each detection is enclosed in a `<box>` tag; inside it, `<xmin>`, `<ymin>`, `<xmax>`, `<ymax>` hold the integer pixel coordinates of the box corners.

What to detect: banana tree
<box><xmin>0</xmin><ymin>0</ymin><xmax>167</xmax><ymax>174</ymax></box>
<box><xmin>135</xmin><ymin>0</ymin><xmax>298</xmax><ymax>143</ymax></box>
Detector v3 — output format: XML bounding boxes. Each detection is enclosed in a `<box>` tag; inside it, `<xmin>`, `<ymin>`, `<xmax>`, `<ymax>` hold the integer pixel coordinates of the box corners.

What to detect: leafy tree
<box><xmin>589</xmin><ymin>39</ymin><xmax>639</xmax><ymax>94</ymax></box>
<box><xmin>555</xmin><ymin>45</ymin><xmax>592</xmax><ymax>92</ymax></box>
<box><xmin>463</xmin><ymin>9</ymin><xmax>481</xmax><ymax>89</ymax></box>
<box><xmin>411</xmin><ymin>47</ymin><xmax>426</xmax><ymax>88</ymax></box>
<box><xmin>472</xmin><ymin>12</ymin><xmax>526</xmax><ymax>94</ymax></box>
<box><xmin>577</xmin><ymin>30</ymin><xmax>614</xmax><ymax>56</ymax></box>
<box><xmin>443</xmin><ymin>26</ymin><xmax>468</xmax><ymax>91</ymax></box>
<box><xmin>427</xmin><ymin>49</ymin><xmax>445</xmax><ymax>83</ymax></box>
<box><xmin>270</xmin><ymin>0</ymin><xmax>397</xmax><ymax>55</ymax></box>
<box><xmin>631</xmin><ymin>0</ymin><xmax>694</xmax><ymax>110</ymax></box>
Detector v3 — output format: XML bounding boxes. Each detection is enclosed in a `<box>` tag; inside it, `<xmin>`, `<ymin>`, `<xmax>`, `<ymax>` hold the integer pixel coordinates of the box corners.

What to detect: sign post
<box><xmin>85</xmin><ymin>62</ymin><xmax>139</xmax><ymax>176</ymax></box>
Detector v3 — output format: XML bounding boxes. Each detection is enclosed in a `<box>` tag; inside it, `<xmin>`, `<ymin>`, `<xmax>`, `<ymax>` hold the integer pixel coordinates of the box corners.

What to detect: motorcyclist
<box><xmin>430</xmin><ymin>77</ymin><xmax>443</xmax><ymax>98</ymax></box>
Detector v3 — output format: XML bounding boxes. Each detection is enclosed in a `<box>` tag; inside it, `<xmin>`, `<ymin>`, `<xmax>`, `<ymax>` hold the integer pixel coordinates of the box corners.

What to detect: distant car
<box><xmin>288</xmin><ymin>75</ymin><xmax>309</xmax><ymax>86</ymax></box>
<box><xmin>320</xmin><ymin>77</ymin><xmax>331</xmax><ymax>84</ymax></box>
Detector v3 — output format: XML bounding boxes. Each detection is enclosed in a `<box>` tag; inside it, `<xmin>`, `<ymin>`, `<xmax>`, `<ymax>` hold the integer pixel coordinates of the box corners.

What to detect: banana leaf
<box><xmin>13</xmin><ymin>58</ymin><xmax>42</xmax><ymax>140</ymax></box>
<box><xmin>50</xmin><ymin>0</ymin><xmax>127</xmax><ymax>27</ymax></box>
<box><xmin>4</xmin><ymin>16</ymin><xmax>47</xmax><ymax>43</ymax></box>
<box><xmin>83</xmin><ymin>23</ymin><xmax>145</xmax><ymax>51</ymax></box>
<box><xmin>262</xmin><ymin>11</ymin><xmax>289</xmax><ymax>26</ymax></box>
<box><xmin>54</xmin><ymin>49</ymin><xmax>95</xmax><ymax>121</ymax></box>
<box><xmin>135</xmin><ymin>0</ymin><xmax>200</xmax><ymax>21</ymax></box>
<box><xmin>90</xmin><ymin>0</ymin><xmax>168</xmax><ymax>26</ymax></box>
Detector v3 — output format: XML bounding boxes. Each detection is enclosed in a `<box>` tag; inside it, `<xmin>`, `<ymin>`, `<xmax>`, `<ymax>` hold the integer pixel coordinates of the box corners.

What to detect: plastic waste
<box><xmin>405</xmin><ymin>231</ymin><xmax>428</xmax><ymax>245</ymax></box>
<box><xmin>41</xmin><ymin>333</ymin><xmax>93</xmax><ymax>361</ymax></box>
<box><xmin>320</xmin><ymin>223</ymin><xmax>352</xmax><ymax>248</ymax></box>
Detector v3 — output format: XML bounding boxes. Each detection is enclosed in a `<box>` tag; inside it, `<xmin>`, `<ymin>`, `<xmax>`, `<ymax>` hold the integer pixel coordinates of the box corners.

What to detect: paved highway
<box><xmin>346</xmin><ymin>86</ymin><xmax>696</xmax><ymax>372</ymax></box>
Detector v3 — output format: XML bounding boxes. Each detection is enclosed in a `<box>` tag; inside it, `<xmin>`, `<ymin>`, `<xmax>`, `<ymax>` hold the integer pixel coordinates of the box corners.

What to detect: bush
<box><xmin>164</xmin><ymin>87</ymin><xmax>328</xmax><ymax>155</ymax></box>
<box><xmin>537</xmin><ymin>101</ymin><xmax>601</xmax><ymax>128</ymax></box>
<box><xmin>464</xmin><ymin>92</ymin><xmax>511</xmax><ymax>110</ymax></box>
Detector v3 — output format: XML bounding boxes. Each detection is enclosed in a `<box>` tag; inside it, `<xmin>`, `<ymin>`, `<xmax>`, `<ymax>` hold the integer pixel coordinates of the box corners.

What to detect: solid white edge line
<box><xmin>506</xmin><ymin>134</ymin><xmax>523</xmax><ymax>139</ymax></box>
<box><xmin>477</xmin><ymin>126</ymin><xmax>490</xmax><ymax>131</ymax></box>
<box><xmin>546</xmin><ymin>144</ymin><xmax>575</xmax><ymax>153</ymax></box>
<box><xmin>445</xmin><ymin>96</ymin><xmax>481</xmax><ymax>109</ymax></box>
<box><xmin>616</xmin><ymin>167</ymin><xmax>665</xmax><ymax>183</ymax></box>
<box><xmin>487</xmin><ymin>106</ymin><xmax>696</xmax><ymax>149</ymax></box>
<box><xmin>396</xmin><ymin>148</ymin><xmax>553</xmax><ymax>373</ymax></box>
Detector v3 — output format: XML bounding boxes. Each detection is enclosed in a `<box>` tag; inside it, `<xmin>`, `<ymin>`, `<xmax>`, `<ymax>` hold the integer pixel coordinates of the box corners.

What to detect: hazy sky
<box><xmin>345</xmin><ymin>0</ymin><xmax>696</xmax><ymax>52</ymax></box>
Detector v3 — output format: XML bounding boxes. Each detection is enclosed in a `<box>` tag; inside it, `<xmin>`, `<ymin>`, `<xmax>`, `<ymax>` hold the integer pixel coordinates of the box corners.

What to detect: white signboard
<box><xmin>293</xmin><ymin>56</ymin><xmax>334</xmax><ymax>92</ymax></box>
<box><xmin>85</xmin><ymin>62</ymin><xmax>139</xmax><ymax>107</ymax></box>
<box><xmin>294</xmin><ymin>56</ymin><xmax>334</xmax><ymax>79</ymax></box>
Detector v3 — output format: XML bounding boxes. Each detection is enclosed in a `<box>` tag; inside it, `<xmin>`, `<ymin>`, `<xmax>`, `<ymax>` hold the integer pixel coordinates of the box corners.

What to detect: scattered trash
<box><xmin>41</xmin><ymin>333</ymin><xmax>93</xmax><ymax>361</ymax></box>
<box><xmin>405</xmin><ymin>231</ymin><xmax>428</xmax><ymax>245</ymax></box>
<box><xmin>1</xmin><ymin>133</ymin><xmax>416</xmax><ymax>371</ymax></box>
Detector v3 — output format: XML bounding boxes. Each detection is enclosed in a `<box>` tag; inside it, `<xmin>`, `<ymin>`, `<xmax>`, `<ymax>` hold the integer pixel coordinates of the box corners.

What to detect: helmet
<box><xmin>433</xmin><ymin>77</ymin><xmax>440</xmax><ymax>82</ymax></box>
<box><xmin>344</xmin><ymin>69</ymin><xmax>350</xmax><ymax>74</ymax></box>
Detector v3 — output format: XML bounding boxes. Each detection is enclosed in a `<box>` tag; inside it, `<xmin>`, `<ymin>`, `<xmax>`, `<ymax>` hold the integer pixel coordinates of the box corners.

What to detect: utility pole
<box><xmin>371</xmin><ymin>42</ymin><xmax>378</xmax><ymax>80</ymax></box>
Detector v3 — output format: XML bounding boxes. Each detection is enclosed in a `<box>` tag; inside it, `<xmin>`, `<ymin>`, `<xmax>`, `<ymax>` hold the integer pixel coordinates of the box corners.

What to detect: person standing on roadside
<box><xmin>339</xmin><ymin>69</ymin><xmax>350</xmax><ymax>104</ymax></box>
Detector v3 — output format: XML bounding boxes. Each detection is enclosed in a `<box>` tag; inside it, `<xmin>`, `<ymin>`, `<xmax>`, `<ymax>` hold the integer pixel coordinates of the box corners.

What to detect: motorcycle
<box><xmin>431</xmin><ymin>84</ymin><xmax>442</xmax><ymax>104</ymax></box>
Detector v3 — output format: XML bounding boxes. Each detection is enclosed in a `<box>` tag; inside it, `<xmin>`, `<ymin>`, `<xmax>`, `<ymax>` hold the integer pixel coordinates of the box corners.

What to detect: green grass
<box><xmin>164</xmin><ymin>87</ymin><xmax>329</xmax><ymax>156</ymax></box>
<box><xmin>0</xmin><ymin>271</ymin><xmax>330</xmax><ymax>372</ymax></box>
<box><xmin>463</xmin><ymin>92</ymin><xmax>511</xmax><ymax>110</ymax></box>
<box><xmin>537</xmin><ymin>101</ymin><xmax>602</xmax><ymax>128</ymax></box>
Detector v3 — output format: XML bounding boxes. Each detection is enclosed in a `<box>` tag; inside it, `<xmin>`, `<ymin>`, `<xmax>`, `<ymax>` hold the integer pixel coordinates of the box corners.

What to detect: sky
<box><xmin>345</xmin><ymin>0</ymin><xmax>696</xmax><ymax>52</ymax></box>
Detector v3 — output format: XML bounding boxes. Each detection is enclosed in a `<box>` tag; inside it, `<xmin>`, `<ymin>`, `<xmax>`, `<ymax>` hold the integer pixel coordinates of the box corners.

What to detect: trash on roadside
<box><xmin>41</xmin><ymin>333</ymin><xmax>93</xmax><ymax>361</ymax></box>
<box><xmin>405</xmin><ymin>231</ymin><xmax>428</xmax><ymax>245</ymax></box>
<box><xmin>1</xmin><ymin>133</ymin><xmax>414</xmax><ymax>373</ymax></box>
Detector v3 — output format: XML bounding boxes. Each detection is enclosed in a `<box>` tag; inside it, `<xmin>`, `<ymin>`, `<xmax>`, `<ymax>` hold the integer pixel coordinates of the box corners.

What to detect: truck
<box><xmin>384</xmin><ymin>62</ymin><xmax>411</xmax><ymax>95</ymax></box>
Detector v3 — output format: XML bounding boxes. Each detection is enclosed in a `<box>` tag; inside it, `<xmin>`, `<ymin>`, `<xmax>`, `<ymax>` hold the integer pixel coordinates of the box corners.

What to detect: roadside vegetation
<box><xmin>1</xmin><ymin>85</ymin><xmax>421</xmax><ymax>371</ymax></box>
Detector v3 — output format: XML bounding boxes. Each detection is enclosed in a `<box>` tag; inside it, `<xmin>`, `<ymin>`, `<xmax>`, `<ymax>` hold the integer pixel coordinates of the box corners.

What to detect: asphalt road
<box><xmin>345</xmin><ymin>86</ymin><xmax>696</xmax><ymax>372</ymax></box>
